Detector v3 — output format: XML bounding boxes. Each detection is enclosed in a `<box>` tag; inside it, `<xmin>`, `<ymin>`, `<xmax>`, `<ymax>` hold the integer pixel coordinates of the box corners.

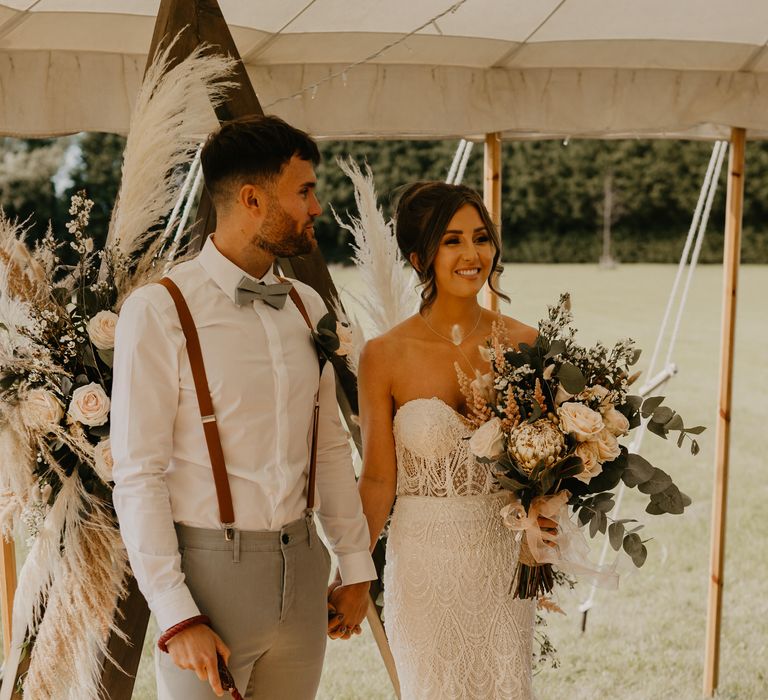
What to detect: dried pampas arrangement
<box><xmin>0</xmin><ymin>36</ymin><xmax>234</xmax><ymax>700</ymax></box>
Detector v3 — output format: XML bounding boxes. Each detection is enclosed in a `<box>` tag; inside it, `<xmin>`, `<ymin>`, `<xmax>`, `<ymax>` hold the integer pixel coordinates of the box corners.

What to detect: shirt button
<box><xmin>281</xmin><ymin>534</ymin><xmax>290</xmax><ymax>544</ymax></box>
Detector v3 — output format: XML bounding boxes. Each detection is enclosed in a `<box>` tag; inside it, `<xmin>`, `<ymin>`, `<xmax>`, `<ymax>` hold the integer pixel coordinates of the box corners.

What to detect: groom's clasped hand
<box><xmin>327</xmin><ymin>574</ymin><xmax>370</xmax><ymax>640</ymax></box>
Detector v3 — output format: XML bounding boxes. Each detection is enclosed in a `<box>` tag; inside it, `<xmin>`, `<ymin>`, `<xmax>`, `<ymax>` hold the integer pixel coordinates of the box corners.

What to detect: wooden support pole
<box><xmin>703</xmin><ymin>126</ymin><xmax>746</xmax><ymax>697</ymax></box>
<box><xmin>0</xmin><ymin>536</ymin><xmax>16</xmax><ymax>658</ymax></box>
<box><xmin>483</xmin><ymin>132</ymin><xmax>502</xmax><ymax>310</ymax></box>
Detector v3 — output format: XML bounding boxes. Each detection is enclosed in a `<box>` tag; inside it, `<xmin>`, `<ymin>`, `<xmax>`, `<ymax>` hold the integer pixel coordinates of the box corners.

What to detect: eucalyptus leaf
<box><xmin>625</xmin><ymin>395</ymin><xmax>643</xmax><ymax>411</ymax></box>
<box><xmin>690</xmin><ymin>440</ymin><xmax>700</xmax><ymax>456</ymax></box>
<box><xmin>545</xmin><ymin>340</ymin><xmax>566</xmax><ymax>359</ymax></box>
<box><xmin>637</xmin><ymin>468</ymin><xmax>674</xmax><ymax>495</ymax></box>
<box><xmin>578</xmin><ymin>506</ymin><xmax>592</xmax><ymax>527</ymax></box>
<box><xmin>646</xmin><ymin>419</ymin><xmax>668</xmax><ymax>439</ymax></box>
<box><xmin>641</xmin><ymin>396</ymin><xmax>665</xmax><ymax>418</ymax></box>
<box><xmin>558</xmin><ymin>363</ymin><xmax>586</xmax><ymax>394</ymax></box>
<box><xmin>608</xmin><ymin>521</ymin><xmax>624</xmax><ymax>550</ymax></box>
<box><xmin>598</xmin><ymin>511</ymin><xmax>608</xmax><ymax>534</ymax></box>
<box><xmin>649</xmin><ymin>484</ymin><xmax>686</xmax><ymax>514</ymax></box>
<box><xmin>97</xmin><ymin>348</ymin><xmax>114</xmax><ymax>367</ymax></box>
<box><xmin>628</xmin><ymin>412</ymin><xmax>642</xmax><ymax>430</ymax></box>
<box><xmin>622</xmin><ymin>453</ymin><xmax>655</xmax><ymax>487</ymax></box>
<box><xmin>631</xmin><ymin>544</ymin><xmax>648</xmax><ymax>567</ymax></box>
<box><xmin>629</xmin><ymin>348</ymin><xmax>642</xmax><ymax>366</ymax></box>
<box><xmin>652</xmin><ymin>406</ymin><xmax>674</xmax><ymax>424</ymax></box>
<box><xmin>645</xmin><ymin>501</ymin><xmax>665</xmax><ymax>515</ymax></box>
<box><xmin>589</xmin><ymin>511</ymin><xmax>600</xmax><ymax>537</ymax></box>
<box><xmin>685</xmin><ymin>426</ymin><xmax>707</xmax><ymax>435</ymax></box>
<box><xmin>677</xmin><ymin>432</ymin><xmax>686</xmax><ymax>448</ymax></box>
<box><xmin>665</xmin><ymin>413</ymin><xmax>684</xmax><ymax>431</ymax></box>
<box><xmin>623</xmin><ymin>532</ymin><xmax>642</xmax><ymax>556</ymax></box>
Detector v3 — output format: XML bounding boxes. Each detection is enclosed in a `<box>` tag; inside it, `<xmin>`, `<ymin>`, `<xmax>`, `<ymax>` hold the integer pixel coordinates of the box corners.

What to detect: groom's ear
<box><xmin>409</xmin><ymin>252</ymin><xmax>422</xmax><ymax>273</ymax></box>
<box><xmin>238</xmin><ymin>183</ymin><xmax>268</xmax><ymax>220</ymax></box>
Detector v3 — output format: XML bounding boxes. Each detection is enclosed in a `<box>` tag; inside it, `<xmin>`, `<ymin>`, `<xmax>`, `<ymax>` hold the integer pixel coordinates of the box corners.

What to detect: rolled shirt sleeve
<box><xmin>111</xmin><ymin>290</ymin><xmax>200</xmax><ymax>631</ymax></box>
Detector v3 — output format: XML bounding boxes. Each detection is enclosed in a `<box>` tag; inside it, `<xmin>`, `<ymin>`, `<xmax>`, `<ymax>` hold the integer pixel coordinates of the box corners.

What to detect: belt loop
<box><xmin>304</xmin><ymin>509</ymin><xmax>314</xmax><ymax>549</ymax></box>
<box><xmin>232</xmin><ymin>528</ymin><xmax>241</xmax><ymax>564</ymax></box>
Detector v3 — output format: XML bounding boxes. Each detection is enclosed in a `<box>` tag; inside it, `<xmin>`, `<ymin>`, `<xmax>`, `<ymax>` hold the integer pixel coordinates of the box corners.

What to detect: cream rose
<box><xmin>87</xmin><ymin>310</ymin><xmax>119</xmax><ymax>351</ymax></box>
<box><xmin>335</xmin><ymin>321</ymin><xmax>354</xmax><ymax>357</ymax></box>
<box><xmin>68</xmin><ymin>383</ymin><xmax>110</xmax><ymax>426</ymax></box>
<box><xmin>593</xmin><ymin>428</ymin><xmax>621</xmax><ymax>463</ymax></box>
<box><xmin>558</xmin><ymin>402</ymin><xmax>604</xmax><ymax>442</ymax></box>
<box><xmin>579</xmin><ymin>384</ymin><xmax>611</xmax><ymax>405</ymax></box>
<box><xmin>468</xmin><ymin>417</ymin><xmax>506</xmax><ymax>460</ymax></box>
<box><xmin>602</xmin><ymin>405</ymin><xmax>630</xmax><ymax>437</ymax></box>
<box><xmin>21</xmin><ymin>389</ymin><xmax>64</xmax><ymax>431</ymax></box>
<box><xmin>93</xmin><ymin>438</ymin><xmax>114</xmax><ymax>482</ymax></box>
<box><xmin>574</xmin><ymin>440</ymin><xmax>603</xmax><ymax>483</ymax></box>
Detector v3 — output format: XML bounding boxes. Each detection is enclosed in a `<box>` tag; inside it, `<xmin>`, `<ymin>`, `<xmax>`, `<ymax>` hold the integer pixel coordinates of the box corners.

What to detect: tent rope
<box><xmin>578</xmin><ymin>139</ymin><xmax>727</xmax><ymax>626</ymax></box>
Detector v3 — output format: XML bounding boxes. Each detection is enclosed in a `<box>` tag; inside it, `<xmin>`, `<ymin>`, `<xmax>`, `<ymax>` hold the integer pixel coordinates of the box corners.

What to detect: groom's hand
<box><xmin>166</xmin><ymin>624</ymin><xmax>231</xmax><ymax>697</ymax></box>
<box><xmin>328</xmin><ymin>581</ymin><xmax>370</xmax><ymax>640</ymax></box>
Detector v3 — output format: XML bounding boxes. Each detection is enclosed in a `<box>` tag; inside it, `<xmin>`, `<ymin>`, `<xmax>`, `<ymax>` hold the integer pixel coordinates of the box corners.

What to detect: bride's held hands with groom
<box><xmin>327</xmin><ymin>573</ymin><xmax>370</xmax><ymax>640</ymax></box>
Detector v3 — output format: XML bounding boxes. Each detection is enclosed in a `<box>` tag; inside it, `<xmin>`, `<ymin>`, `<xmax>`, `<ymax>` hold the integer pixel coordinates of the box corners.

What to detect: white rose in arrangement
<box><xmin>557</xmin><ymin>402</ymin><xmax>604</xmax><ymax>442</ymax></box>
<box><xmin>93</xmin><ymin>438</ymin><xmax>114</xmax><ymax>482</ymax></box>
<box><xmin>579</xmin><ymin>384</ymin><xmax>611</xmax><ymax>405</ymax></box>
<box><xmin>87</xmin><ymin>310</ymin><xmax>119</xmax><ymax>351</ymax></box>
<box><xmin>21</xmin><ymin>389</ymin><xmax>64</xmax><ymax>431</ymax></box>
<box><xmin>335</xmin><ymin>321</ymin><xmax>354</xmax><ymax>357</ymax></box>
<box><xmin>68</xmin><ymin>383</ymin><xmax>110</xmax><ymax>427</ymax></box>
<box><xmin>594</xmin><ymin>428</ymin><xmax>621</xmax><ymax>463</ymax></box>
<box><xmin>574</xmin><ymin>440</ymin><xmax>603</xmax><ymax>483</ymax></box>
<box><xmin>468</xmin><ymin>417</ymin><xmax>506</xmax><ymax>460</ymax></box>
<box><xmin>602</xmin><ymin>405</ymin><xmax>630</xmax><ymax>437</ymax></box>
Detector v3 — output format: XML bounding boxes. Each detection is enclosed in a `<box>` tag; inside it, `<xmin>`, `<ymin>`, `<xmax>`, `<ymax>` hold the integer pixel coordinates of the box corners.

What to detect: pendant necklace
<box><xmin>422</xmin><ymin>308</ymin><xmax>483</xmax><ymax>375</ymax></box>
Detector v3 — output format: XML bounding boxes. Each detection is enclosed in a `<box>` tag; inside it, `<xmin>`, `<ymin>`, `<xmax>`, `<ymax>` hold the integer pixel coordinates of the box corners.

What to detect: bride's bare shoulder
<box><xmin>497</xmin><ymin>313</ymin><xmax>538</xmax><ymax>347</ymax></box>
<box><xmin>360</xmin><ymin>315</ymin><xmax>423</xmax><ymax>372</ymax></box>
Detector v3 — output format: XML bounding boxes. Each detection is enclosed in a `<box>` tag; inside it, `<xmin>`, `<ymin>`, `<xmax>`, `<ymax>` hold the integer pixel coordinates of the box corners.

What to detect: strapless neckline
<box><xmin>394</xmin><ymin>397</ymin><xmax>473</xmax><ymax>426</ymax></box>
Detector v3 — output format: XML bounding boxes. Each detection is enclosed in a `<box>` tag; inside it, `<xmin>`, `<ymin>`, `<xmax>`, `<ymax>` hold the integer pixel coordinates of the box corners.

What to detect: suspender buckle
<box><xmin>223</xmin><ymin>524</ymin><xmax>235</xmax><ymax>541</ymax></box>
<box><xmin>201</xmin><ymin>414</ymin><xmax>216</xmax><ymax>424</ymax></box>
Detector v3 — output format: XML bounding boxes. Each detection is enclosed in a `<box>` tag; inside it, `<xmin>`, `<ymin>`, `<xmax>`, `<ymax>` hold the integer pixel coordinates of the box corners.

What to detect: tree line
<box><xmin>2</xmin><ymin>134</ymin><xmax>767</xmax><ymax>264</ymax></box>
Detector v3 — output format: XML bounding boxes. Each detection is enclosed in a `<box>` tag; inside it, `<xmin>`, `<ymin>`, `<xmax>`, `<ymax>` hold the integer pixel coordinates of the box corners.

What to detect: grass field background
<box><xmin>5</xmin><ymin>263</ymin><xmax>766</xmax><ymax>699</ymax></box>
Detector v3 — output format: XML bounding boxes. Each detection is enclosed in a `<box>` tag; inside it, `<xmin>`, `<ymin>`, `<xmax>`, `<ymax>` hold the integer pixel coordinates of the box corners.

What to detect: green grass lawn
<box><xmin>5</xmin><ymin>263</ymin><xmax>766</xmax><ymax>699</ymax></box>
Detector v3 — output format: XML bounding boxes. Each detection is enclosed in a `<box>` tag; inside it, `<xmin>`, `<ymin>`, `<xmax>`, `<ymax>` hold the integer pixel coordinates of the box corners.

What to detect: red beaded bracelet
<box><xmin>157</xmin><ymin>614</ymin><xmax>211</xmax><ymax>653</ymax></box>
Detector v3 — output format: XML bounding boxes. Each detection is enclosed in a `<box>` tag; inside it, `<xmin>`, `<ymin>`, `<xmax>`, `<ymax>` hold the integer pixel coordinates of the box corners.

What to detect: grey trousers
<box><xmin>155</xmin><ymin>515</ymin><xmax>331</xmax><ymax>700</ymax></box>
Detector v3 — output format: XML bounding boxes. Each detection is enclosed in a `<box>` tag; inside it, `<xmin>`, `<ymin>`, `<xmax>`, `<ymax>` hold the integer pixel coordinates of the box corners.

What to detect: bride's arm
<box><xmin>327</xmin><ymin>337</ymin><xmax>397</xmax><ymax>640</ymax></box>
<box><xmin>356</xmin><ymin>336</ymin><xmax>398</xmax><ymax>549</ymax></box>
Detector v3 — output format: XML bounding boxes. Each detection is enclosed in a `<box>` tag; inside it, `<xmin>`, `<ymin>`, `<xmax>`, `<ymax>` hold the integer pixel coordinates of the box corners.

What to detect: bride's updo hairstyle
<box><xmin>394</xmin><ymin>181</ymin><xmax>509</xmax><ymax>310</ymax></box>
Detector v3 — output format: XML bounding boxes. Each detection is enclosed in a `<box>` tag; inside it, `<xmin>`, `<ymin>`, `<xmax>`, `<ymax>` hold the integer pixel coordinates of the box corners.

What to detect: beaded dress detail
<box><xmin>384</xmin><ymin>398</ymin><xmax>535</xmax><ymax>700</ymax></box>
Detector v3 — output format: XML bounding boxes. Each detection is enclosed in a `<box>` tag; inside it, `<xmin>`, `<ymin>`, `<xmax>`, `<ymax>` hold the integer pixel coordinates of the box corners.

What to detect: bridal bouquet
<box><xmin>459</xmin><ymin>293</ymin><xmax>703</xmax><ymax>599</ymax></box>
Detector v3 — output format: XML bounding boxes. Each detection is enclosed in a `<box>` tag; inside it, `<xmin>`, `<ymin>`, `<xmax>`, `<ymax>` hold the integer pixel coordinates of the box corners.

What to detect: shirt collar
<box><xmin>197</xmin><ymin>236</ymin><xmax>278</xmax><ymax>305</ymax></box>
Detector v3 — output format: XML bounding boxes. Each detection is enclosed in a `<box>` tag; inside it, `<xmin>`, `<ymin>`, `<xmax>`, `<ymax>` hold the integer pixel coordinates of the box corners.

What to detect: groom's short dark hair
<box><xmin>201</xmin><ymin>114</ymin><xmax>320</xmax><ymax>206</ymax></box>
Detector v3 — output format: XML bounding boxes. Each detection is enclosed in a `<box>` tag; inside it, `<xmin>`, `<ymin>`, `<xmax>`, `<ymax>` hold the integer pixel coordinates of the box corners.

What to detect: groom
<box><xmin>111</xmin><ymin>115</ymin><xmax>376</xmax><ymax>699</ymax></box>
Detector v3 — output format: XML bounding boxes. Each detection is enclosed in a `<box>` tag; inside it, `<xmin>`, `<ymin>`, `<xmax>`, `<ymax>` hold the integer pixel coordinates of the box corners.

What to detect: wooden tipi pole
<box><xmin>0</xmin><ymin>537</ymin><xmax>16</xmax><ymax>657</ymax></box>
<box><xmin>483</xmin><ymin>132</ymin><xmax>502</xmax><ymax>310</ymax></box>
<box><xmin>703</xmin><ymin>126</ymin><xmax>746</xmax><ymax>697</ymax></box>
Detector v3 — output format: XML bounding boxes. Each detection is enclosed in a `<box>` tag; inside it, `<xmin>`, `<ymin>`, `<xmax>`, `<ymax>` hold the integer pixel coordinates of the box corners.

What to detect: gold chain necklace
<box><xmin>421</xmin><ymin>308</ymin><xmax>483</xmax><ymax>375</ymax></box>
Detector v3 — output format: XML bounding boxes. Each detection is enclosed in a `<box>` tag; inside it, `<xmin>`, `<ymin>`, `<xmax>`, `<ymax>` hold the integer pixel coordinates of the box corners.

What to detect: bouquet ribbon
<box><xmin>501</xmin><ymin>491</ymin><xmax>619</xmax><ymax>589</ymax></box>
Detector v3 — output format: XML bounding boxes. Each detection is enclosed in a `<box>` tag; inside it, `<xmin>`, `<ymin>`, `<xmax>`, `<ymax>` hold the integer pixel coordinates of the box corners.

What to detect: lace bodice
<box><xmin>393</xmin><ymin>397</ymin><xmax>499</xmax><ymax>497</ymax></box>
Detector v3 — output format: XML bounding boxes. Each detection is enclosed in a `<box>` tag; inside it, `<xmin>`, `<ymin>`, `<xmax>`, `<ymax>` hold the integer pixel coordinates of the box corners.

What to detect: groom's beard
<box><xmin>256</xmin><ymin>200</ymin><xmax>317</xmax><ymax>258</ymax></box>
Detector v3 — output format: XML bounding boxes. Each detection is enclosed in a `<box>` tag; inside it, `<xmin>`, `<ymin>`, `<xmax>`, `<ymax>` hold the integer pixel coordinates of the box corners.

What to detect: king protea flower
<box><xmin>508</xmin><ymin>418</ymin><xmax>566</xmax><ymax>474</ymax></box>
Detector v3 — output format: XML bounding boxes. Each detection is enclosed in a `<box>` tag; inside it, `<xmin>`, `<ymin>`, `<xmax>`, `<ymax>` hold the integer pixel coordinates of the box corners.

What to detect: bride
<box><xmin>330</xmin><ymin>181</ymin><xmax>551</xmax><ymax>699</ymax></box>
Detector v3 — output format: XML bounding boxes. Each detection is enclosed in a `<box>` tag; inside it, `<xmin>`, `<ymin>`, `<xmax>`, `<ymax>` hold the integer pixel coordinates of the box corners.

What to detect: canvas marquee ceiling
<box><xmin>1</xmin><ymin>0</ymin><xmax>768</xmax><ymax>139</ymax></box>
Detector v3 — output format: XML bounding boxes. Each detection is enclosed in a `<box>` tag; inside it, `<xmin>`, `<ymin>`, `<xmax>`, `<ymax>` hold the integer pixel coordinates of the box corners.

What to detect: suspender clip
<box><xmin>223</xmin><ymin>523</ymin><xmax>235</xmax><ymax>541</ymax></box>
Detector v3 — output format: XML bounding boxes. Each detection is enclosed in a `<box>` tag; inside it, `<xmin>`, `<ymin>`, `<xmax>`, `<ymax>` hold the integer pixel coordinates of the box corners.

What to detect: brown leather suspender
<box><xmin>158</xmin><ymin>277</ymin><xmax>321</xmax><ymax>532</ymax></box>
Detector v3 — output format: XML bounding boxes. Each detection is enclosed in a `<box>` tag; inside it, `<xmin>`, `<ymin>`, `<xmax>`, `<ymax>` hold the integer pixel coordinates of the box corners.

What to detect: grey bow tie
<box><xmin>235</xmin><ymin>276</ymin><xmax>293</xmax><ymax>310</ymax></box>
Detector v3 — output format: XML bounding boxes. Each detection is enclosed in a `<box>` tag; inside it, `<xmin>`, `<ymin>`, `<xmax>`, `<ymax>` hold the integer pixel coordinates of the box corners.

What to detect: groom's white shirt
<box><xmin>111</xmin><ymin>237</ymin><xmax>376</xmax><ymax>631</ymax></box>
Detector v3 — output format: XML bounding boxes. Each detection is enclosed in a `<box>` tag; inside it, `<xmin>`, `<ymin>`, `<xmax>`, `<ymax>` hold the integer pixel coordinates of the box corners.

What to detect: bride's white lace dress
<box><xmin>384</xmin><ymin>398</ymin><xmax>535</xmax><ymax>700</ymax></box>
